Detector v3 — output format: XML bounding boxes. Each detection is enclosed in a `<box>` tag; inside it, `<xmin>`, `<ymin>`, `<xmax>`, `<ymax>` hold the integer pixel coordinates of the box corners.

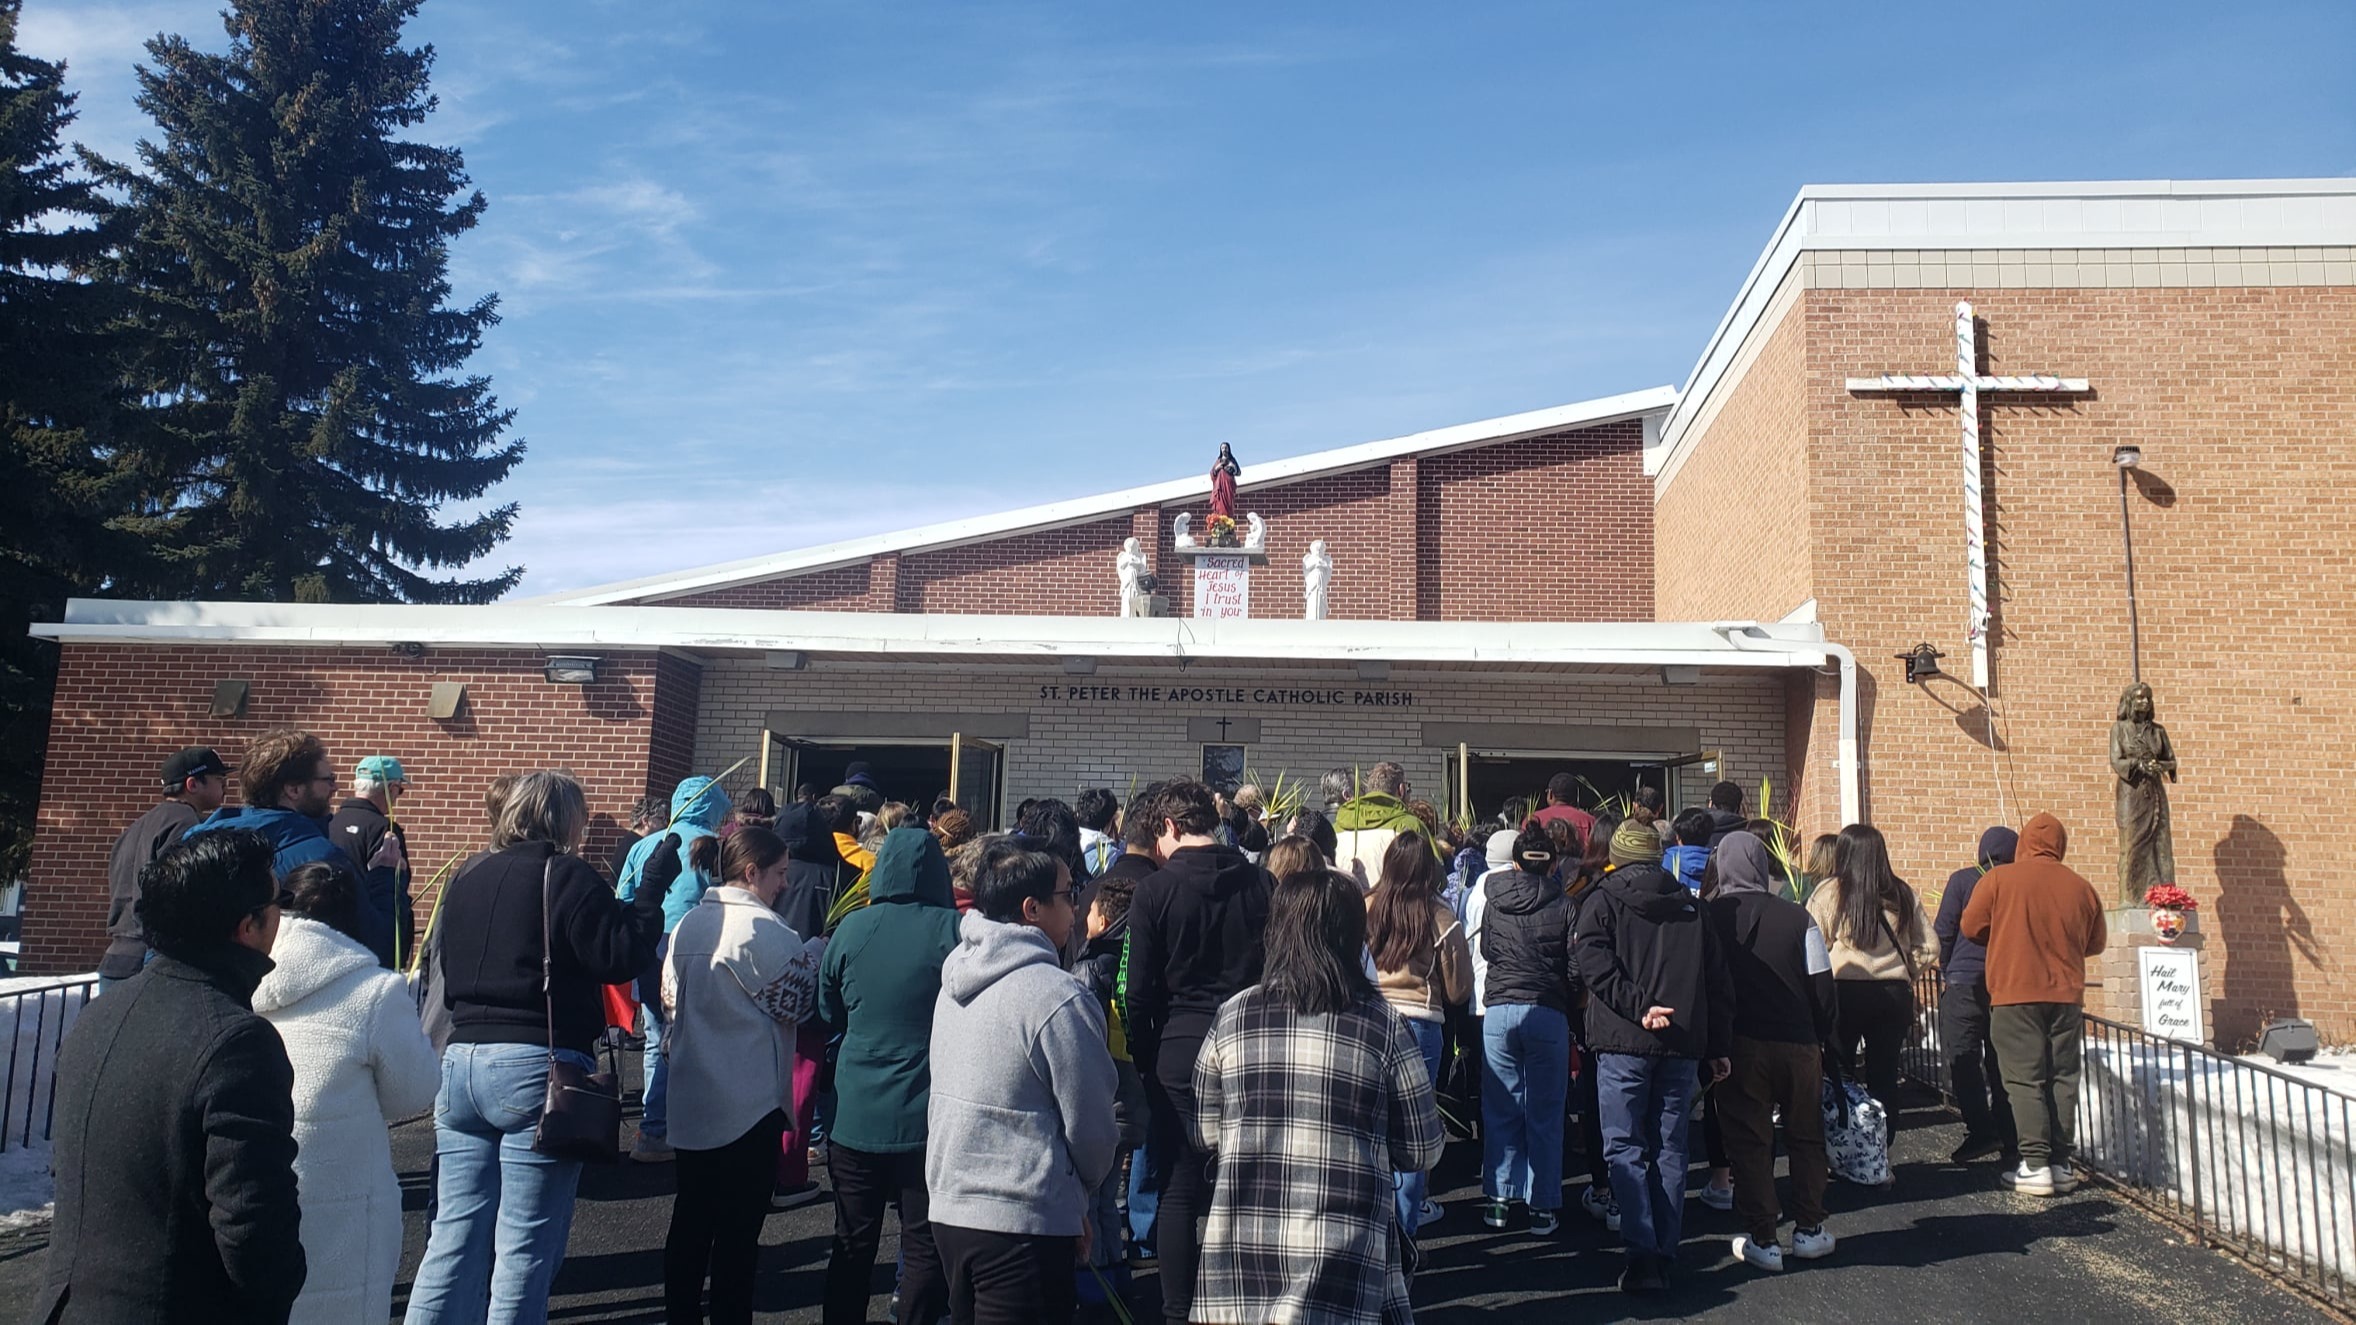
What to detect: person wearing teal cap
<box><xmin>331</xmin><ymin>755</ymin><xmax>414</xmax><ymax>968</ymax></box>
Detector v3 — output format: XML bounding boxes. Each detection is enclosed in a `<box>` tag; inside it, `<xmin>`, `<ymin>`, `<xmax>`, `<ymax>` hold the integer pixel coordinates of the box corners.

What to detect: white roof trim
<box><xmin>1651</xmin><ymin>178</ymin><xmax>2356</xmax><ymax>484</ymax></box>
<box><xmin>35</xmin><ymin>599</ymin><xmax>1833</xmax><ymax>669</ymax></box>
<box><xmin>531</xmin><ymin>387</ymin><xmax>1678</xmax><ymax>607</ymax></box>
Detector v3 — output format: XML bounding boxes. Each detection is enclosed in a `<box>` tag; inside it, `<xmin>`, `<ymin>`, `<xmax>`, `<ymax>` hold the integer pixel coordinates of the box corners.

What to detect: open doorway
<box><xmin>762</xmin><ymin>732</ymin><xmax>1007</xmax><ymax>828</ymax></box>
<box><xmin>1445</xmin><ymin>749</ymin><xmax>1720</xmax><ymax>828</ymax></box>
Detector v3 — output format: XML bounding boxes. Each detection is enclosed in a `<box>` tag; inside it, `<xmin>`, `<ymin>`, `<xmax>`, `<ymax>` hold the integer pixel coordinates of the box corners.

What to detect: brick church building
<box><xmin>25</xmin><ymin>178</ymin><xmax>2356</xmax><ymax>1047</ymax></box>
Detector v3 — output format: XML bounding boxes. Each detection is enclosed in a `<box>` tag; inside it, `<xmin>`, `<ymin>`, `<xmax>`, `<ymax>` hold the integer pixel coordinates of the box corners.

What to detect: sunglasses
<box><xmin>252</xmin><ymin>888</ymin><xmax>295</xmax><ymax>919</ymax></box>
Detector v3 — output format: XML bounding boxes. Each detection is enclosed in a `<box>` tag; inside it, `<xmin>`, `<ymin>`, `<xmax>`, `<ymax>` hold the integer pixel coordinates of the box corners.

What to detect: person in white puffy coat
<box><xmin>254</xmin><ymin>861</ymin><xmax>441</xmax><ymax>1325</ymax></box>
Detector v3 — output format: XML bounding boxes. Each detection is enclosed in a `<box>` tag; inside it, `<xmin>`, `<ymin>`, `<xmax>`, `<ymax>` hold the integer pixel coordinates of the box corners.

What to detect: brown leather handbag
<box><xmin>529</xmin><ymin>855</ymin><xmax>624</xmax><ymax>1163</ymax></box>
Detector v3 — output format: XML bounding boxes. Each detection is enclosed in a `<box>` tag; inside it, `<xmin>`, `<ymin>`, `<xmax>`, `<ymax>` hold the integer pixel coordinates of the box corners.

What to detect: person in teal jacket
<box><xmin>615</xmin><ymin>775</ymin><xmax>731</xmax><ymax>1158</ymax></box>
<box><xmin>816</xmin><ymin>827</ymin><xmax>960</xmax><ymax>1325</ymax></box>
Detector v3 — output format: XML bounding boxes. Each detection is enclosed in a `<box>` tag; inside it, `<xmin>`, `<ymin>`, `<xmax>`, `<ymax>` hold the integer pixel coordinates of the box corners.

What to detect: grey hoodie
<box><xmin>925</xmin><ymin>911</ymin><xmax>1119</xmax><ymax>1236</ymax></box>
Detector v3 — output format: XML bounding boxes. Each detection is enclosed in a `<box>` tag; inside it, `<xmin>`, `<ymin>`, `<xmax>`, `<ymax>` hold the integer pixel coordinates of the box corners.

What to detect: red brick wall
<box><xmin>23</xmin><ymin>644</ymin><xmax>690</xmax><ymax>974</ymax></box>
<box><xmin>1420</xmin><ymin>419</ymin><xmax>1653</xmax><ymax>620</ymax></box>
<box><xmin>1667</xmin><ymin>281</ymin><xmax>2356</xmax><ymax>1045</ymax></box>
<box><xmin>899</xmin><ymin>516</ymin><xmax>1136</xmax><ymax>616</ymax></box>
<box><xmin>654</xmin><ymin>420</ymin><xmax>1656</xmax><ymax>624</ymax></box>
<box><xmin>649</xmin><ymin>562</ymin><xmax>872</xmax><ymax>611</ymax></box>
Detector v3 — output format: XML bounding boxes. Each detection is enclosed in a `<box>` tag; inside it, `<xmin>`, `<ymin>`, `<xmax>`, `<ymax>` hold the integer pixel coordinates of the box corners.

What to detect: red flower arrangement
<box><xmin>2144</xmin><ymin>883</ymin><xmax>2198</xmax><ymax>911</ymax></box>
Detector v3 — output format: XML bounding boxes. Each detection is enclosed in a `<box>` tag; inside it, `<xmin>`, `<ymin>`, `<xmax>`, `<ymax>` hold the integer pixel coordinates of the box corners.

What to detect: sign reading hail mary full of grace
<box><xmin>2138</xmin><ymin>946</ymin><xmax>2205</xmax><ymax>1044</ymax></box>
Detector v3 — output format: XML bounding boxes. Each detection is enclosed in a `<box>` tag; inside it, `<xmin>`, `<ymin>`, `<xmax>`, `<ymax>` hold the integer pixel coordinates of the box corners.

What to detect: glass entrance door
<box><xmin>1663</xmin><ymin>750</ymin><xmax>1724</xmax><ymax>816</ymax></box>
<box><xmin>949</xmin><ymin>734</ymin><xmax>1005</xmax><ymax>829</ymax></box>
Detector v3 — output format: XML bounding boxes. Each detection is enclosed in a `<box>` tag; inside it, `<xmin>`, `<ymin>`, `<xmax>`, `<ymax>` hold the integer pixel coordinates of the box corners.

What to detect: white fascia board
<box><xmin>36</xmin><ymin>599</ymin><xmax>1831</xmax><ymax>669</ymax></box>
<box><xmin>532</xmin><ymin>387</ymin><xmax>1679</xmax><ymax>607</ymax></box>
<box><xmin>1649</xmin><ymin>178</ymin><xmax>2356</xmax><ymax>481</ymax></box>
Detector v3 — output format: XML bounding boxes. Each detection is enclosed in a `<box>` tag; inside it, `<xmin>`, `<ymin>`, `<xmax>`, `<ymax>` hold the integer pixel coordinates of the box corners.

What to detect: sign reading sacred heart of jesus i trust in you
<box><xmin>1194</xmin><ymin>554</ymin><xmax>1250</xmax><ymax>620</ymax></box>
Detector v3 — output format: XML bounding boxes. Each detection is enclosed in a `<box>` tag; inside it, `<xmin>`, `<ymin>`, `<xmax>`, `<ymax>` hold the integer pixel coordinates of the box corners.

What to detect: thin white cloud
<box><xmin>494</xmin><ymin>477</ymin><xmax>1034</xmax><ymax>596</ymax></box>
<box><xmin>18</xmin><ymin>0</ymin><xmax>219</xmax><ymax>164</ymax></box>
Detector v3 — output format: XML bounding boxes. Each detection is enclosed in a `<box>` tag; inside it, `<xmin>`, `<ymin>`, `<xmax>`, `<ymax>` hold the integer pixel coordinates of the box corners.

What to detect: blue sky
<box><xmin>27</xmin><ymin>1</ymin><xmax>2356</xmax><ymax>596</ymax></box>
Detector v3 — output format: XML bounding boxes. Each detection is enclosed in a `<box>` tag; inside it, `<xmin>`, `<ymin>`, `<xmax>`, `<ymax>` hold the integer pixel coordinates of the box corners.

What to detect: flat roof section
<box><xmin>34</xmin><ymin>598</ymin><xmax>1836</xmax><ymax>671</ymax></box>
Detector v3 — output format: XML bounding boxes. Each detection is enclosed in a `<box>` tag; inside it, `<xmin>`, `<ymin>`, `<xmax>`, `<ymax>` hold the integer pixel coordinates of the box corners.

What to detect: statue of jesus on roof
<box><xmin>1208</xmin><ymin>442</ymin><xmax>1240</xmax><ymax>520</ymax></box>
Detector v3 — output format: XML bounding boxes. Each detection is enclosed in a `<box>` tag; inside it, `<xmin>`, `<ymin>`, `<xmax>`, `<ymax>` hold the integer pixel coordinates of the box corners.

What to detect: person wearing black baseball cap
<box><xmin>99</xmin><ymin>748</ymin><xmax>230</xmax><ymax>991</ymax></box>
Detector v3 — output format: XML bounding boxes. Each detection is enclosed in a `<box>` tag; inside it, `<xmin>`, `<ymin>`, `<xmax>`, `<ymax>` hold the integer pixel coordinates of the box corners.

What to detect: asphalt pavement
<box><xmin>0</xmin><ymin>1080</ymin><xmax>2328</xmax><ymax>1322</ymax></box>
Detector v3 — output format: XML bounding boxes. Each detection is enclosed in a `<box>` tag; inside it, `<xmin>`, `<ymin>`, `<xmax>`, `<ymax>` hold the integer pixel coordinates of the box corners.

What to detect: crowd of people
<box><xmin>48</xmin><ymin>737</ymin><xmax>2109</xmax><ymax>1323</ymax></box>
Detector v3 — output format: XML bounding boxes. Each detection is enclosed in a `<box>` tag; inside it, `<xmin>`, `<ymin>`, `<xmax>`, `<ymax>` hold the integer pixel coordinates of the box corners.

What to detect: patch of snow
<box><xmin>2082</xmin><ymin>1038</ymin><xmax>2356</xmax><ymax>1281</ymax></box>
<box><xmin>0</xmin><ymin>978</ymin><xmax>97</xmax><ymax>1226</ymax></box>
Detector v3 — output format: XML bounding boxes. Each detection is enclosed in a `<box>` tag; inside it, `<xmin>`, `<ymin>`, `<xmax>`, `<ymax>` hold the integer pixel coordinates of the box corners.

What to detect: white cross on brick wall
<box><xmin>1845</xmin><ymin>300</ymin><xmax>2090</xmax><ymax>690</ymax></box>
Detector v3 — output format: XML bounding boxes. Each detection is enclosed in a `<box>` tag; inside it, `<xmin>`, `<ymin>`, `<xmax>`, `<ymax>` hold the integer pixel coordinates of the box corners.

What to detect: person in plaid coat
<box><xmin>1188</xmin><ymin>869</ymin><xmax>1445</xmax><ymax>1325</ymax></box>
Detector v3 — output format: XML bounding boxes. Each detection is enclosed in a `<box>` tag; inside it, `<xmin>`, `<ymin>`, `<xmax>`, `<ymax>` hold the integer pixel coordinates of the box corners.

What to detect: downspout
<box><xmin>1712</xmin><ymin>623</ymin><xmax>1863</xmax><ymax>827</ymax></box>
<box><xmin>1817</xmin><ymin>640</ymin><xmax>1863</xmax><ymax>826</ymax></box>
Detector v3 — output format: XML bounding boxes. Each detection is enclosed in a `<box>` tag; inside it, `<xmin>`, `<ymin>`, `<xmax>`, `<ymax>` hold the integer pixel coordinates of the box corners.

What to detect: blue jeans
<box><xmin>404</xmin><ymin>1043</ymin><xmax>594</xmax><ymax>1325</ymax></box>
<box><xmin>1595</xmin><ymin>1053</ymin><xmax>1701</xmax><ymax>1260</ymax></box>
<box><xmin>1393</xmin><ymin>1015</ymin><xmax>1445</xmax><ymax>1236</ymax></box>
<box><xmin>639</xmin><ymin>996</ymin><xmax>669</xmax><ymax>1139</ymax></box>
<box><xmin>1482</xmin><ymin>1003</ymin><xmax>1570</xmax><ymax>1209</ymax></box>
<box><xmin>1125</xmin><ymin>1135</ymin><xmax>1160</xmax><ymax>1249</ymax></box>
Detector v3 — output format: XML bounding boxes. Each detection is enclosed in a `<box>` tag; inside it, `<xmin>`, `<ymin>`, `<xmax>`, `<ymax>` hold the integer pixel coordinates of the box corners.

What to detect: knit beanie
<box><xmin>1485</xmin><ymin>829</ymin><xmax>1518</xmax><ymax>870</ymax></box>
<box><xmin>1609</xmin><ymin>819</ymin><xmax>1662</xmax><ymax>867</ymax></box>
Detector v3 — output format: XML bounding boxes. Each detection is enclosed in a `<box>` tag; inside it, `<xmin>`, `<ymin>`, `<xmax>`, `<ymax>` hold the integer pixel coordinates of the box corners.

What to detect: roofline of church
<box><xmin>34</xmin><ymin>598</ymin><xmax>1834</xmax><ymax>671</ymax></box>
<box><xmin>524</xmin><ymin>386</ymin><xmax>1679</xmax><ymax>607</ymax></box>
<box><xmin>1650</xmin><ymin>177</ymin><xmax>2356</xmax><ymax>484</ymax></box>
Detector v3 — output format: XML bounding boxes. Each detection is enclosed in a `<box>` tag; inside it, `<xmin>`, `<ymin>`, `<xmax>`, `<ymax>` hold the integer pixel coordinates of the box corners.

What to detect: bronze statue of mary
<box><xmin>2111</xmin><ymin>681</ymin><xmax>2179</xmax><ymax>904</ymax></box>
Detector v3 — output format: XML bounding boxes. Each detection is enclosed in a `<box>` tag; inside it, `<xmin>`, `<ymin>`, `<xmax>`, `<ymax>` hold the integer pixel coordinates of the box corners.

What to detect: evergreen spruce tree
<box><xmin>0</xmin><ymin>0</ymin><xmax>141</xmax><ymax>879</ymax></box>
<box><xmin>96</xmin><ymin>0</ymin><xmax>522</xmax><ymax>604</ymax></box>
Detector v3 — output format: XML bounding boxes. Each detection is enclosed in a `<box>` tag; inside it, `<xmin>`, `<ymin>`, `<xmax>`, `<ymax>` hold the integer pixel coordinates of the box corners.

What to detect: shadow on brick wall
<box><xmin>2209</xmin><ymin>814</ymin><xmax>2319</xmax><ymax>1049</ymax></box>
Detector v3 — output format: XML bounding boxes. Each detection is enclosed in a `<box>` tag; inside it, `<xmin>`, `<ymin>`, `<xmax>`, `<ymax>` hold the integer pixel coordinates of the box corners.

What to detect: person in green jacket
<box><xmin>817</xmin><ymin>827</ymin><xmax>960</xmax><ymax>1325</ymax></box>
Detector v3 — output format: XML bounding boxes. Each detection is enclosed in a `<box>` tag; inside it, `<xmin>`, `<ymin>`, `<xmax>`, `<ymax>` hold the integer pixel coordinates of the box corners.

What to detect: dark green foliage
<box><xmin>94</xmin><ymin>0</ymin><xmax>523</xmax><ymax>604</ymax></box>
<box><xmin>0</xmin><ymin>0</ymin><xmax>142</xmax><ymax>880</ymax></box>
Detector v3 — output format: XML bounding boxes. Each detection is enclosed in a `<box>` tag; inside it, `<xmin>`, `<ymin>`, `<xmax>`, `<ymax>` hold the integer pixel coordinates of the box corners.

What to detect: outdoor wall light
<box><xmin>1063</xmin><ymin>656</ymin><xmax>1099</xmax><ymax>676</ymax></box>
<box><xmin>1899</xmin><ymin>642</ymin><xmax>1946</xmax><ymax>685</ymax></box>
<box><xmin>1659</xmin><ymin>665</ymin><xmax>1700</xmax><ymax>686</ymax></box>
<box><xmin>542</xmin><ymin>655</ymin><xmax>600</xmax><ymax>685</ymax></box>
<box><xmin>1356</xmin><ymin>660</ymin><xmax>1392</xmax><ymax>682</ymax></box>
<box><xmin>764</xmin><ymin>650</ymin><xmax>807</xmax><ymax>671</ymax></box>
<box><xmin>429</xmin><ymin>681</ymin><xmax>467</xmax><ymax>720</ymax></box>
<box><xmin>2112</xmin><ymin>444</ymin><xmax>2143</xmax><ymax>469</ymax></box>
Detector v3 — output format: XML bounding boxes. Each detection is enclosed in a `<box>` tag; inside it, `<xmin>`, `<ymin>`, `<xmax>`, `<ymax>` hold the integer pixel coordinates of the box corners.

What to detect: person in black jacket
<box><xmin>1103</xmin><ymin>782</ymin><xmax>1168</xmax><ymax>1264</ymax></box>
<box><xmin>1124</xmin><ymin>779</ymin><xmax>1274</xmax><ymax>1325</ymax></box>
<box><xmin>1477</xmin><ymin>824</ymin><xmax>1578</xmax><ymax>1236</ymax></box>
<box><xmin>99</xmin><ymin>746</ymin><xmax>229</xmax><ymax>990</ymax></box>
<box><xmin>44</xmin><ymin>828</ymin><xmax>306</xmax><ymax>1324</ymax></box>
<box><xmin>404</xmin><ymin>771</ymin><xmax>671</xmax><ymax>1325</ymax></box>
<box><xmin>1706</xmin><ymin>832</ymin><xmax>1839</xmax><ymax>1273</ymax></box>
<box><xmin>327</xmin><ymin>754</ymin><xmax>415</xmax><ymax>969</ymax></box>
<box><xmin>1573</xmin><ymin>819</ymin><xmax>1733</xmax><ymax>1295</ymax></box>
<box><xmin>1933</xmin><ymin>825</ymin><xmax>2020</xmax><ymax>1165</ymax></box>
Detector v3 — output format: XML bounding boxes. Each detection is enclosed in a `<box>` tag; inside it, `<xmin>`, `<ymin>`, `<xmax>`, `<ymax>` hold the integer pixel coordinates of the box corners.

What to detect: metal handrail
<box><xmin>1907</xmin><ymin>970</ymin><xmax>2354</xmax><ymax>1309</ymax></box>
<box><xmin>0</xmin><ymin>977</ymin><xmax>99</xmax><ymax>1153</ymax></box>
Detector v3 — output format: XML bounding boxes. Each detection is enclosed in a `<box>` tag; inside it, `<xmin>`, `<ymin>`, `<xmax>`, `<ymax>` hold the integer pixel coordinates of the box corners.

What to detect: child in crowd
<box><xmin>1073</xmin><ymin>872</ymin><xmax>1148</xmax><ymax>1308</ymax></box>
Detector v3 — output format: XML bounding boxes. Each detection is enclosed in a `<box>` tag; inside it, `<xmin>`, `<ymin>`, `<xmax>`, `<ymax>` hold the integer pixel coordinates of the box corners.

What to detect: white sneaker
<box><xmin>628</xmin><ymin>1133</ymin><xmax>675</xmax><ymax>1163</ymax></box>
<box><xmin>1791</xmin><ymin>1225</ymin><xmax>1836</xmax><ymax>1260</ymax></box>
<box><xmin>1581</xmin><ymin>1185</ymin><xmax>1621</xmax><ymax>1233</ymax></box>
<box><xmin>2047</xmin><ymin>1163</ymin><xmax>2081</xmax><ymax>1195</ymax></box>
<box><xmin>1418</xmin><ymin>1198</ymin><xmax>1445</xmax><ymax>1226</ymax></box>
<box><xmin>1732</xmin><ymin>1234</ymin><xmax>1784</xmax><ymax>1272</ymax></box>
<box><xmin>1698</xmin><ymin>1181</ymin><xmax>1734</xmax><ymax>1211</ymax></box>
<box><xmin>2000</xmin><ymin>1162</ymin><xmax>2056</xmax><ymax>1196</ymax></box>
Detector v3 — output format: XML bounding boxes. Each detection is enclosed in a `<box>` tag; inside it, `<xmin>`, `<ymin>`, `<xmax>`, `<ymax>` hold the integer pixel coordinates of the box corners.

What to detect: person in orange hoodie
<box><xmin>1960</xmin><ymin>813</ymin><xmax>2106</xmax><ymax>1198</ymax></box>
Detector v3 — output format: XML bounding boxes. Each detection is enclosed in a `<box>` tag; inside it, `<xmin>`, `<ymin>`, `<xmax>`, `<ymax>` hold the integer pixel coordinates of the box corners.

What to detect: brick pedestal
<box><xmin>2096</xmin><ymin>905</ymin><xmax>2208</xmax><ymax>1044</ymax></box>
